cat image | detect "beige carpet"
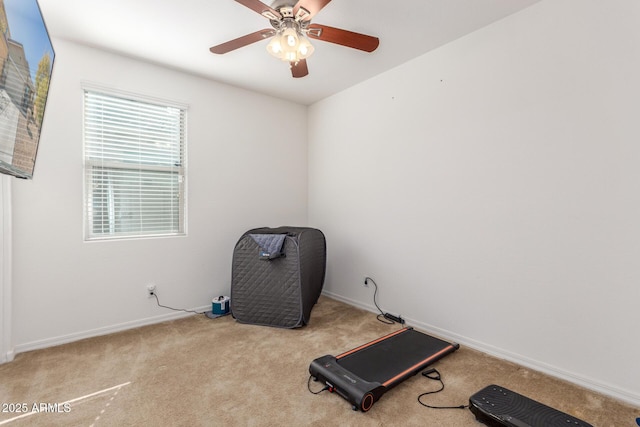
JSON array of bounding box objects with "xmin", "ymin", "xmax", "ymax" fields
[{"xmin": 0, "ymin": 296, "xmax": 638, "ymax": 426}]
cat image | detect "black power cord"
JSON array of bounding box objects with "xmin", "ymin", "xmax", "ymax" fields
[
  {"xmin": 364, "ymin": 277, "xmax": 406, "ymax": 325},
  {"xmin": 152, "ymin": 292, "xmax": 206, "ymax": 315},
  {"xmin": 418, "ymin": 368, "xmax": 468, "ymax": 410},
  {"xmin": 307, "ymin": 375, "xmax": 329, "ymax": 395}
]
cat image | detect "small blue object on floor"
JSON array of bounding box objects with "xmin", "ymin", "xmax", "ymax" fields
[
  {"xmin": 212, "ymin": 296, "xmax": 230, "ymax": 315},
  {"xmin": 635, "ymin": 417, "xmax": 639, "ymax": 426},
  {"xmin": 205, "ymin": 311, "xmax": 230, "ymax": 319}
]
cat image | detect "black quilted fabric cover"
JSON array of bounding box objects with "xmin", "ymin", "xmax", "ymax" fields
[{"xmin": 231, "ymin": 227, "xmax": 326, "ymax": 328}]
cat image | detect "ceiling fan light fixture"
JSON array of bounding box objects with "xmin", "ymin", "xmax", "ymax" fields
[
  {"xmin": 283, "ymin": 27, "xmax": 298, "ymax": 47},
  {"xmin": 266, "ymin": 35, "xmax": 283, "ymax": 56},
  {"xmin": 210, "ymin": 0, "xmax": 380, "ymax": 78},
  {"xmin": 297, "ymin": 34, "xmax": 314, "ymax": 59},
  {"xmin": 266, "ymin": 25, "xmax": 314, "ymax": 63}
]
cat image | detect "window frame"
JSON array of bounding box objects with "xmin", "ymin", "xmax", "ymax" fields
[{"xmin": 82, "ymin": 85, "xmax": 187, "ymax": 241}]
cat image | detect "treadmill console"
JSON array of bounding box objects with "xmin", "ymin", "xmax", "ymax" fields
[{"xmin": 309, "ymin": 355, "xmax": 384, "ymax": 411}]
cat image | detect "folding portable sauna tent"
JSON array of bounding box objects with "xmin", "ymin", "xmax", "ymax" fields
[{"xmin": 231, "ymin": 227, "xmax": 326, "ymax": 328}]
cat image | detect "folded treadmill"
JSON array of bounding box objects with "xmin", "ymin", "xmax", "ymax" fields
[{"xmin": 309, "ymin": 327, "xmax": 459, "ymax": 411}]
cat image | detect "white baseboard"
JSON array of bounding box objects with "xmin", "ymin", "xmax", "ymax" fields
[
  {"xmin": 322, "ymin": 290, "xmax": 640, "ymax": 407},
  {"xmin": 0, "ymin": 349, "xmax": 14, "ymax": 364},
  {"xmin": 12, "ymin": 305, "xmax": 209, "ymax": 356}
]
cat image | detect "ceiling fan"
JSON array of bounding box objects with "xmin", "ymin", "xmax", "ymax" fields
[{"xmin": 210, "ymin": 0, "xmax": 380, "ymax": 78}]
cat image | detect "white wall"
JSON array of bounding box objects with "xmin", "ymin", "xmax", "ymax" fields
[
  {"xmin": 10, "ymin": 39, "xmax": 308, "ymax": 351},
  {"xmin": 309, "ymin": 0, "xmax": 640, "ymax": 405},
  {"xmin": 1, "ymin": 175, "xmax": 12, "ymax": 363}
]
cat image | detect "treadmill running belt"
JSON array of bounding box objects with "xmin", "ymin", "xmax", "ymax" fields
[
  {"xmin": 309, "ymin": 327, "xmax": 459, "ymax": 412},
  {"xmin": 337, "ymin": 329, "xmax": 455, "ymax": 385}
]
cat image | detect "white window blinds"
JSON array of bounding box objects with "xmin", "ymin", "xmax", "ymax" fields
[{"xmin": 83, "ymin": 89, "xmax": 186, "ymax": 240}]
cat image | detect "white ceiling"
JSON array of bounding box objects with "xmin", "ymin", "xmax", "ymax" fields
[{"xmin": 38, "ymin": 0, "xmax": 541, "ymax": 105}]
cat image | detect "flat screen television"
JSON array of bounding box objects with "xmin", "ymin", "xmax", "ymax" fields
[{"xmin": 0, "ymin": 0, "xmax": 54, "ymax": 179}]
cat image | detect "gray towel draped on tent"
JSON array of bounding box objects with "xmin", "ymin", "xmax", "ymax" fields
[{"xmin": 249, "ymin": 233, "xmax": 287, "ymax": 260}]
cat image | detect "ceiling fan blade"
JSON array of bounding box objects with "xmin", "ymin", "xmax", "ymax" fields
[
  {"xmin": 235, "ymin": 0, "xmax": 282, "ymax": 20},
  {"xmin": 210, "ymin": 29, "xmax": 276, "ymax": 54},
  {"xmin": 307, "ymin": 24, "xmax": 379, "ymax": 52},
  {"xmin": 293, "ymin": 0, "xmax": 332, "ymax": 21},
  {"xmin": 291, "ymin": 59, "xmax": 309, "ymax": 78}
]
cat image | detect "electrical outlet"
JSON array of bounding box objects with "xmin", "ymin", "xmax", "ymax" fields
[
  {"xmin": 363, "ymin": 277, "xmax": 369, "ymax": 287},
  {"xmin": 146, "ymin": 283, "xmax": 156, "ymax": 296}
]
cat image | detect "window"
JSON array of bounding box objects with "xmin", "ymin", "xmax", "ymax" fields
[{"xmin": 83, "ymin": 88, "xmax": 186, "ymax": 240}]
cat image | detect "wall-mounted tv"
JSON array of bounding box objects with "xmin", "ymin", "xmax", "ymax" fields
[{"xmin": 0, "ymin": 0, "xmax": 54, "ymax": 179}]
